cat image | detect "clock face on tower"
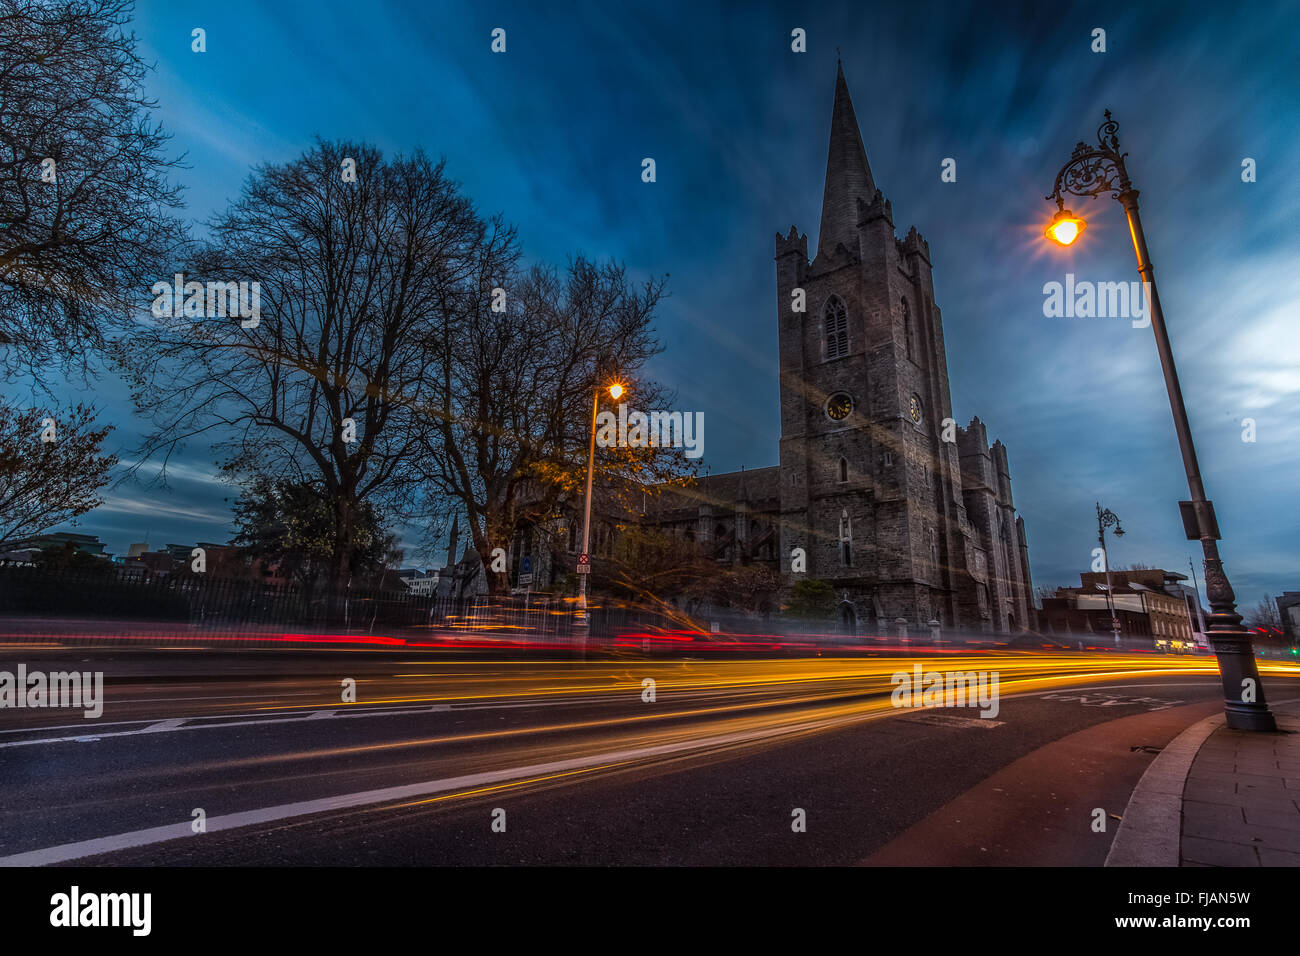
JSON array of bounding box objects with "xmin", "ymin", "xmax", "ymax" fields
[
  {"xmin": 909, "ymin": 394, "xmax": 923, "ymax": 423},
  {"xmin": 826, "ymin": 392, "xmax": 853, "ymax": 422}
]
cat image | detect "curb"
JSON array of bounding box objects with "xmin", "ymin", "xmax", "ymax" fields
[{"xmin": 1104, "ymin": 711, "xmax": 1224, "ymax": 867}]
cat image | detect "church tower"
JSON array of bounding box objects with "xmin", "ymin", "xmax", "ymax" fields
[{"xmin": 775, "ymin": 60, "xmax": 978, "ymax": 630}]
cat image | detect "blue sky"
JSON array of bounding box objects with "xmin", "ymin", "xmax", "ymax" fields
[{"xmin": 39, "ymin": 0, "xmax": 1300, "ymax": 603}]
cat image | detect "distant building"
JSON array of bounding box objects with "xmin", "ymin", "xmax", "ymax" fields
[
  {"xmin": 117, "ymin": 541, "xmax": 285, "ymax": 583},
  {"xmin": 396, "ymin": 569, "xmax": 438, "ymax": 597},
  {"xmin": 1275, "ymin": 592, "xmax": 1300, "ymax": 649},
  {"xmin": 0, "ymin": 531, "xmax": 111, "ymax": 564},
  {"xmin": 435, "ymin": 516, "xmax": 490, "ymax": 601},
  {"xmin": 1043, "ymin": 568, "xmax": 1201, "ymax": 651}
]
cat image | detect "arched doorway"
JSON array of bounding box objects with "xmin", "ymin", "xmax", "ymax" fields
[{"xmin": 838, "ymin": 601, "xmax": 857, "ymax": 636}]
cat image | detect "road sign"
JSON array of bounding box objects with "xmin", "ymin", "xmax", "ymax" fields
[
  {"xmin": 518, "ymin": 573, "xmax": 533, "ymax": 585},
  {"xmin": 521, "ymin": 556, "xmax": 532, "ymax": 574},
  {"xmin": 576, "ymin": 553, "xmax": 590, "ymax": 574},
  {"xmin": 1111, "ymin": 618, "xmax": 1121, "ymax": 630}
]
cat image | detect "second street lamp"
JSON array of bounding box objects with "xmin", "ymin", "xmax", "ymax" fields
[
  {"xmin": 1045, "ymin": 111, "xmax": 1275, "ymax": 731},
  {"xmin": 575, "ymin": 381, "xmax": 625, "ymax": 632},
  {"xmin": 1096, "ymin": 503, "xmax": 1124, "ymax": 645}
]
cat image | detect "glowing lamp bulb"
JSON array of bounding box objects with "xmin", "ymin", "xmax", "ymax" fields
[
  {"xmin": 1047, "ymin": 209, "xmax": 1086, "ymax": 246},
  {"xmin": 608, "ymin": 384, "xmax": 624, "ymax": 400}
]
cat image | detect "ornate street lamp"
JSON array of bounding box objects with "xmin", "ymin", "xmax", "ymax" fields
[
  {"xmin": 1096, "ymin": 504, "xmax": 1124, "ymax": 645},
  {"xmin": 575, "ymin": 381, "xmax": 626, "ymax": 631},
  {"xmin": 1046, "ymin": 112, "xmax": 1275, "ymax": 730}
]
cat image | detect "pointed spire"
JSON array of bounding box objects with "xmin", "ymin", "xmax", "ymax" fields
[
  {"xmin": 817, "ymin": 60, "xmax": 875, "ymax": 259},
  {"xmin": 446, "ymin": 513, "xmax": 460, "ymax": 569}
]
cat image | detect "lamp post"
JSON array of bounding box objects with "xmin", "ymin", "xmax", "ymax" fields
[
  {"xmin": 1045, "ymin": 112, "xmax": 1275, "ymax": 730},
  {"xmin": 1096, "ymin": 503, "xmax": 1124, "ymax": 645},
  {"xmin": 575, "ymin": 382, "xmax": 624, "ymax": 631}
]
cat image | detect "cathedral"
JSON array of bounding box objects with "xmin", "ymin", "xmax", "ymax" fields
[
  {"xmin": 641, "ymin": 62, "xmax": 1036, "ymax": 634},
  {"xmin": 443, "ymin": 62, "xmax": 1037, "ymax": 635}
]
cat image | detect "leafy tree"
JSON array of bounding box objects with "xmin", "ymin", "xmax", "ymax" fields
[
  {"xmin": 0, "ymin": 400, "xmax": 115, "ymax": 548},
  {"xmin": 0, "ymin": 0, "xmax": 186, "ymax": 382},
  {"xmin": 229, "ymin": 476, "xmax": 401, "ymax": 590},
  {"xmin": 594, "ymin": 524, "xmax": 716, "ymax": 607},
  {"xmin": 718, "ymin": 562, "xmax": 781, "ymax": 615}
]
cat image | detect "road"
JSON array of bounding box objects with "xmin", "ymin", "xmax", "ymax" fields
[{"xmin": 3, "ymin": 644, "xmax": 1298, "ymax": 865}]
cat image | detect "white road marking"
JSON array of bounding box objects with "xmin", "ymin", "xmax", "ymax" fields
[
  {"xmin": 142, "ymin": 718, "xmax": 187, "ymax": 733},
  {"xmin": 899, "ymin": 713, "xmax": 1003, "ymax": 729},
  {"xmin": 0, "ymin": 691, "xmax": 671, "ymax": 746},
  {"xmin": 0, "ymin": 703, "xmax": 453, "ymax": 749}
]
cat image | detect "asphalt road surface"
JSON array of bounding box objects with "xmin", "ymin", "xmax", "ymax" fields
[{"xmin": 3, "ymin": 645, "xmax": 1298, "ymax": 865}]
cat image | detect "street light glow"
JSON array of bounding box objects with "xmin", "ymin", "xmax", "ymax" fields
[
  {"xmin": 608, "ymin": 383, "xmax": 624, "ymax": 400},
  {"xmin": 1046, "ymin": 209, "xmax": 1086, "ymax": 246}
]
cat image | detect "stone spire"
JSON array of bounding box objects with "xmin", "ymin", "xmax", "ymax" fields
[
  {"xmin": 816, "ymin": 59, "xmax": 876, "ymax": 260},
  {"xmin": 446, "ymin": 513, "xmax": 459, "ymax": 569}
]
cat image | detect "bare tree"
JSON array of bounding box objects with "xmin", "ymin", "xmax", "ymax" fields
[
  {"xmin": 0, "ymin": 400, "xmax": 116, "ymax": 548},
  {"xmin": 1247, "ymin": 594, "xmax": 1281, "ymax": 633},
  {"xmin": 119, "ymin": 140, "xmax": 490, "ymax": 588},
  {"xmin": 422, "ymin": 257, "xmax": 694, "ymax": 595},
  {"xmin": 0, "ymin": 0, "xmax": 185, "ymax": 382}
]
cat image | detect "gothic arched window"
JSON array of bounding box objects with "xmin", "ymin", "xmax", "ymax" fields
[
  {"xmin": 824, "ymin": 295, "xmax": 849, "ymax": 360},
  {"xmin": 839, "ymin": 457, "xmax": 848, "ymax": 483},
  {"xmin": 839, "ymin": 509, "xmax": 853, "ymax": 567}
]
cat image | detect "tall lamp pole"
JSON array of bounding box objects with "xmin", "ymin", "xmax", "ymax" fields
[
  {"xmin": 1096, "ymin": 503, "xmax": 1124, "ymax": 645},
  {"xmin": 1045, "ymin": 112, "xmax": 1275, "ymax": 731},
  {"xmin": 575, "ymin": 382, "xmax": 624, "ymax": 630}
]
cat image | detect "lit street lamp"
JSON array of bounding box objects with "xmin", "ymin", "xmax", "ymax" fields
[
  {"xmin": 1046, "ymin": 112, "xmax": 1275, "ymax": 730},
  {"xmin": 1096, "ymin": 503, "xmax": 1124, "ymax": 645},
  {"xmin": 575, "ymin": 381, "xmax": 624, "ymax": 630}
]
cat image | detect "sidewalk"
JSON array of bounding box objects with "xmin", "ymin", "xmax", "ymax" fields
[
  {"xmin": 864, "ymin": 700, "xmax": 1224, "ymax": 865},
  {"xmin": 1107, "ymin": 703, "xmax": 1300, "ymax": 866}
]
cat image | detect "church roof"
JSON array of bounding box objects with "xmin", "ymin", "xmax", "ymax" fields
[
  {"xmin": 645, "ymin": 466, "xmax": 780, "ymax": 517},
  {"xmin": 817, "ymin": 60, "xmax": 876, "ymax": 260}
]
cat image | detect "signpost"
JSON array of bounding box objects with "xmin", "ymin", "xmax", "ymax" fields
[{"xmin": 576, "ymin": 553, "xmax": 590, "ymax": 574}]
